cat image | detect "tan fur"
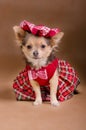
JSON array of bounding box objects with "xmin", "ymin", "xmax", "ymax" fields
[
  {"xmin": 13, "ymin": 26, "xmax": 26, "ymax": 45},
  {"xmin": 13, "ymin": 26, "xmax": 64, "ymax": 106},
  {"xmin": 49, "ymin": 69, "xmax": 59, "ymax": 106},
  {"xmin": 30, "ymin": 80, "xmax": 42, "ymax": 105},
  {"xmin": 22, "ymin": 35, "xmax": 52, "ymax": 69},
  {"xmin": 50, "ymin": 32, "xmax": 64, "ymax": 47}
]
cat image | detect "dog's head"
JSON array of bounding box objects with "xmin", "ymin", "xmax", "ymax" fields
[{"xmin": 13, "ymin": 26, "xmax": 64, "ymax": 68}]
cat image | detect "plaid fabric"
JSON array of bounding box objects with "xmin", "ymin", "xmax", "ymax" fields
[
  {"xmin": 13, "ymin": 59, "xmax": 80, "ymax": 102},
  {"xmin": 20, "ymin": 20, "xmax": 60, "ymax": 37}
]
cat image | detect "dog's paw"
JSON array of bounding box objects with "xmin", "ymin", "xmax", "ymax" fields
[
  {"xmin": 51, "ymin": 100, "xmax": 59, "ymax": 107},
  {"xmin": 33, "ymin": 99, "xmax": 42, "ymax": 106}
]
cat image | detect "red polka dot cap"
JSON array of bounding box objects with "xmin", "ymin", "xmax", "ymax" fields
[{"xmin": 20, "ymin": 20, "xmax": 60, "ymax": 37}]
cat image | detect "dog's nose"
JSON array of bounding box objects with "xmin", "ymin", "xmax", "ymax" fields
[{"xmin": 33, "ymin": 51, "xmax": 38, "ymax": 57}]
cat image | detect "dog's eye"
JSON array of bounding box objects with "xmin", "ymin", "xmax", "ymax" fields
[
  {"xmin": 41, "ymin": 45, "xmax": 46, "ymax": 48},
  {"xmin": 27, "ymin": 45, "xmax": 32, "ymax": 49}
]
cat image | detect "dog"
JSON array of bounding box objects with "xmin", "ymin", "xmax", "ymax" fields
[{"xmin": 13, "ymin": 25, "xmax": 64, "ymax": 106}]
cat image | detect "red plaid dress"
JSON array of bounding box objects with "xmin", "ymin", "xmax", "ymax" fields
[{"xmin": 13, "ymin": 59, "xmax": 80, "ymax": 102}]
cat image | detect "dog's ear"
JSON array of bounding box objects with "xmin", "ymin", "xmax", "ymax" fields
[
  {"xmin": 13, "ymin": 26, "xmax": 26, "ymax": 45},
  {"xmin": 50, "ymin": 32, "xmax": 64, "ymax": 47}
]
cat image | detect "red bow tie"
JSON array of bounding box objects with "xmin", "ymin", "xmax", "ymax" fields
[{"xmin": 28, "ymin": 69, "xmax": 48, "ymax": 80}]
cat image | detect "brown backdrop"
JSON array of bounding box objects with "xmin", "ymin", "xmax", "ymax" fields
[
  {"xmin": 0, "ymin": 0, "xmax": 86, "ymax": 85},
  {"xmin": 0, "ymin": 1, "xmax": 86, "ymax": 130}
]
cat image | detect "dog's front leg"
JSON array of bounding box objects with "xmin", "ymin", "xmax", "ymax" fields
[
  {"xmin": 49, "ymin": 70, "xmax": 59, "ymax": 106},
  {"xmin": 30, "ymin": 80, "xmax": 42, "ymax": 105}
]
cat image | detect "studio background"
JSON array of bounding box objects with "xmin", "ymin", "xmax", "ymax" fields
[{"xmin": 0, "ymin": 0, "xmax": 86, "ymax": 130}]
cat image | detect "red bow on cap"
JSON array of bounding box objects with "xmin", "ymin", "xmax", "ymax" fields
[{"xmin": 20, "ymin": 20, "xmax": 60, "ymax": 37}]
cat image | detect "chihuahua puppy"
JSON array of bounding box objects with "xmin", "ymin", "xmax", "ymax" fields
[{"xmin": 13, "ymin": 26, "xmax": 64, "ymax": 106}]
